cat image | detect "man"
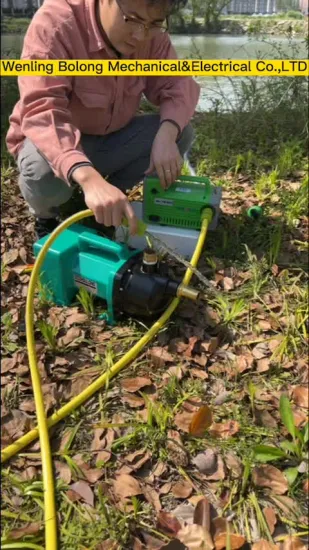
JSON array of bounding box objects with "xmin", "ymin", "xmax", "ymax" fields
[{"xmin": 6, "ymin": 0, "xmax": 200, "ymax": 238}]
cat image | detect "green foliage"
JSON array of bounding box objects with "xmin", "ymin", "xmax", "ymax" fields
[
  {"xmin": 254, "ymin": 395, "xmax": 309, "ymax": 486},
  {"xmin": 37, "ymin": 319, "xmax": 58, "ymax": 351},
  {"xmin": 76, "ymin": 286, "xmax": 95, "ymax": 317}
]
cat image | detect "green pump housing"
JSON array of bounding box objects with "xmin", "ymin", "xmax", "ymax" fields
[
  {"xmin": 33, "ymin": 224, "xmax": 140, "ymax": 325},
  {"xmin": 143, "ymin": 175, "xmax": 221, "ymax": 230}
]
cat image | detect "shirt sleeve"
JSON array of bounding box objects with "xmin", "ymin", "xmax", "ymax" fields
[
  {"xmin": 17, "ymin": 29, "xmax": 91, "ymax": 184},
  {"xmin": 144, "ymin": 33, "xmax": 200, "ymax": 133}
]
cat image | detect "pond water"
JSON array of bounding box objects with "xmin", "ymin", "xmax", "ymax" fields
[{"xmin": 2, "ymin": 32, "xmax": 306, "ymax": 111}]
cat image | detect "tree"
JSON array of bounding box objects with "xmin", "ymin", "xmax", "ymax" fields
[
  {"xmin": 191, "ymin": 0, "xmax": 203, "ymax": 23},
  {"xmin": 203, "ymin": 0, "xmax": 232, "ymax": 30}
]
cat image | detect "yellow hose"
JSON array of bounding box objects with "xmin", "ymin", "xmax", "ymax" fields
[{"xmin": 1, "ymin": 207, "xmax": 212, "ymax": 550}]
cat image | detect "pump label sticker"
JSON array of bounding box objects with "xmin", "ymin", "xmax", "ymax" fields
[
  {"xmin": 154, "ymin": 198, "xmax": 174, "ymax": 206},
  {"xmin": 74, "ymin": 274, "xmax": 97, "ymax": 294}
]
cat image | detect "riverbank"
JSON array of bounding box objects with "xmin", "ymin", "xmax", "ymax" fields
[{"xmin": 1, "ymin": 14, "xmax": 307, "ymax": 36}]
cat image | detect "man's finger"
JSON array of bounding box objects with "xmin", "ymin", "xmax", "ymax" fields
[
  {"xmin": 156, "ymin": 163, "xmax": 167, "ymax": 189},
  {"xmin": 103, "ymin": 206, "xmax": 112, "ymax": 227},
  {"xmin": 164, "ymin": 163, "xmax": 174, "ymax": 188},
  {"xmin": 95, "ymin": 205, "xmax": 105, "ymax": 225},
  {"xmin": 145, "ymin": 159, "xmax": 155, "ymax": 176},
  {"xmin": 123, "ymin": 201, "xmax": 138, "ymax": 235},
  {"xmin": 112, "ymin": 205, "xmax": 123, "ymax": 228}
]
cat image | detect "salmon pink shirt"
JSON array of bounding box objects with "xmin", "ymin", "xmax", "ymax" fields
[{"xmin": 6, "ymin": 0, "xmax": 200, "ymax": 183}]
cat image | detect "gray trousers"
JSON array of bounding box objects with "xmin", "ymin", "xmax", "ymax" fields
[{"xmin": 17, "ymin": 114, "xmax": 194, "ymax": 219}]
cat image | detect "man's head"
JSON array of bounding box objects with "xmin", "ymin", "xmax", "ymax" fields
[{"xmin": 99, "ymin": 0, "xmax": 187, "ymax": 55}]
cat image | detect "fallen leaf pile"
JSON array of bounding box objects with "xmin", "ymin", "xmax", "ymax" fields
[{"xmin": 1, "ymin": 170, "xmax": 308, "ymax": 548}]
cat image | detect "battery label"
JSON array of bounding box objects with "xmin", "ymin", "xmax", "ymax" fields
[
  {"xmin": 175, "ymin": 187, "xmax": 192, "ymax": 193},
  {"xmin": 154, "ymin": 198, "xmax": 174, "ymax": 206},
  {"xmin": 74, "ymin": 274, "xmax": 97, "ymax": 294}
]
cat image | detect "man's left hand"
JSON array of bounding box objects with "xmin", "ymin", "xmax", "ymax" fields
[{"xmin": 145, "ymin": 121, "xmax": 183, "ymax": 189}]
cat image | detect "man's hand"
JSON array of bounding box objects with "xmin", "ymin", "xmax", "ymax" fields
[
  {"xmin": 145, "ymin": 121, "xmax": 183, "ymax": 189},
  {"xmin": 72, "ymin": 166, "xmax": 138, "ymax": 234}
]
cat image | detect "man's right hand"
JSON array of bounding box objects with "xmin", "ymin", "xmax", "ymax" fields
[{"xmin": 72, "ymin": 166, "xmax": 138, "ymax": 235}]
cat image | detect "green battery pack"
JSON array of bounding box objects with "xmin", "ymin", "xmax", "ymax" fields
[{"xmin": 143, "ymin": 175, "xmax": 221, "ymax": 230}]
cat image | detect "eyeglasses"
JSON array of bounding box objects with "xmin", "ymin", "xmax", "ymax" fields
[{"xmin": 116, "ymin": 0, "xmax": 168, "ymax": 35}]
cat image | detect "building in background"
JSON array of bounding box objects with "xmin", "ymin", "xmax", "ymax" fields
[{"xmin": 224, "ymin": 0, "xmax": 277, "ymax": 14}]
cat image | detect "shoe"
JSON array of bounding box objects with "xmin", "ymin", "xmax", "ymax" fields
[{"xmin": 34, "ymin": 217, "xmax": 59, "ymax": 240}]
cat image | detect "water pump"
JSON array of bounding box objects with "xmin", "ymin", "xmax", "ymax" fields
[
  {"xmin": 34, "ymin": 176, "xmax": 221, "ymax": 324},
  {"xmin": 34, "ymin": 224, "xmax": 199, "ymax": 325}
]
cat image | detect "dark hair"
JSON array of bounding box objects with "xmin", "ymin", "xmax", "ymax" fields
[{"xmin": 147, "ymin": 0, "xmax": 188, "ymax": 12}]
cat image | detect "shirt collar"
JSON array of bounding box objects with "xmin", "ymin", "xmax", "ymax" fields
[{"xmin": 84, "ymin": 0, "xmax": 117, "ymax": 56}]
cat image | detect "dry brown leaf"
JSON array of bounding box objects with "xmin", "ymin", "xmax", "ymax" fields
[
  {"xmin": 194, "ymin": 498, "xmax": 211, "ymax": 530},
  {"xmin": 185, "ymin": 336, "xmax": 199, "ymax": 357},
  {"xmin": 213, "ymin": 518, "xmax": 245, "ymax": 550},
  {"xmin": 256, "ymin": 358, "xmax": 271, "ymax": 373},
  {"xmin": 163, "ymin": 366, "xmax": 184, "ymax": 381},
  {"xmin": 160, "ymin": 482, "xmax": 172, "ymax": 495},
  {"xmin": 119, "ymin": 450, "xmax": 151, "ymax": 474},
  {"xmin": 20, "ymin": 466, "xmax": 37, "ymax": 481},
  {"xmin": 223, "ymin": 277, "xmax": 234, "ymax": 291},
  {"xmin": 303, "ymin": 479, "xmax": 309, "ymax": 494},
  {"xmin": 191, "ymin": 368, "xmax": 208, "ymax": 380},
  {"xmin": 55, "ymin": 460, "xmax": 72, "ymax": 484},
  {"xmin": 149, "ymin": 346, "xmax": 174, "ymax": 367},
  {"xmin": 252, "ymin": 343, "xmax": 269, "ymax": 360},
  {"xmin": 144, "ymin": 485, "xmax": 162, "ymax": 513},
  {"xmin": 254, "ymin": 408, "xmax": 277, "ymax": 429},
  {"xmin": 58, "ymin": 327, "xmax": 83, "ymax": 347},
  {"xmin": 113, "ymin": 474, "xmax": 142, "ymax": 499},
  {"xmin": 262, "ymin": 507, "xmax": 277, "ymax": 535},
  {"xmin": 270, "ymin": 495, "xmax": 300, "ymax": 519},
  {"xmin": 209, "ymin": 421, "xmax": 240, "ymax": 440},
  {"xmin": 2, "ymin": 248, "xmax": 19, "ymax": 266},
  {"xmin": 152, "ymin": 462, "xmax": 167, "ymax": 478},
  {"xmin": 120, "ymin": 377, "xmax": 152, "ymax": 393},
  {"xmin": 204, "ymin": 456, "xmax": 225, "ymax": 481},
  {"xmin": 172, "ymin": 503, "xmax": 195, "ymax": 525},
  {"xmin": 167, "ymin": 430, "xmax": 189, "ymax": 467},
  {"xmin": 292, "ymin": 386, "xmax": 308, "ymax": 409},
  {"xmin": 192, "ymin": 450, "xmax": 217, "ymax": 476},
  {"xmin": 1, "ymin": 357, "xmax": 16, "ymax": 373},
  {"xmin": 172, "ymin": 480, "xmax": 193, "ymax": 499},
  {"xmin": 236, "ymin": 354, "xmax": 254, "ymax": 373},
  {"xmin": 252, "ymin": 541, "xmax": 278, "ymax": 550},
  {"xmin": 122, "ymin": 393, "xmax": 145, "ymax": 408},
  {"xmin": 96, "ymin": 540, "xmax": 120, "ymax": 550},
  {"xmin": 279, "ymin": 537, "xmax": 307, "ymax": 550},
  {"xmin": 225, "ymin": 452, "xmax": 243, "ymax": 478},
  {"xmin": 69, "ymin": 481, "xmax": 94, "ymax": 506},
  {"xmin": 189, "ymin": 405, "xmax": 213, "ymax": 436},
  {"xmin": 252, "ymin": 465, "xmax": 288, "ymax": 495},
  {"xmin": 8, "ymin": 522, "xmax": 41, "ymax": 540},
  {"xmin": 157, "ymin": 511, "xmax": 182, "ymax": 537},
  {"xmin": 177, "ymin": 524, "xmax": 214, "ymax": 550},
  {"xmin": 201, "ymin": 337, "xmax": 219, "ymax": 355},
  {"xmin": 96, "ymin": 451, "xmax": 112, "ymax": 465},
  {"xmin": 174, "ymin": 411, "xmax": 194, "ymax": 433},
  {"xmin": 65, "ymin": 312, "xmax": 88, "ymax": 327}
]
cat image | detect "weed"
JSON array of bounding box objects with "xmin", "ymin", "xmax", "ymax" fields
[
  {"xmin": 36, "ymin": 277, "xmax": 54, "ymax": 308},
  {"xmin": 255, "ymin": 169, "xmax": 279, "ymax": 201},
  {"xmin": 76, "ymin": 286, "xmax": 95, "ymax": 317},
  {"xmin": 1, "ymin": 312, "xmax": 19, "ymax": 354},
  {"xmin": 209, "ymin": 295, "xmax": 247, "ymax": 327},
  {"xmin": 254, "ymin": 395, "xmax": 308, "ymax": 487},
  {"xmin": 37, "ymin": 319, "xmax": 58, "ymax": 351}
]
